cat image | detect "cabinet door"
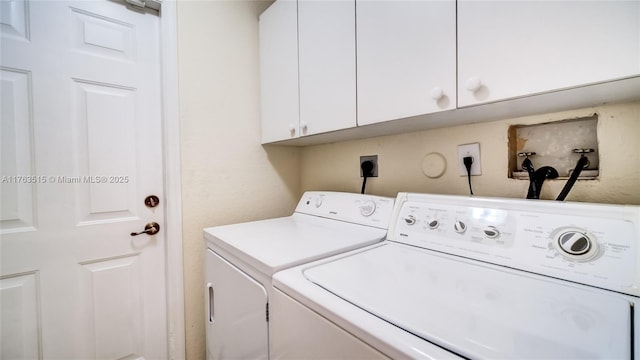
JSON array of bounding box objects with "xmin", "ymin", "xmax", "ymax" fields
[
  {"xmin": 458, "ymin": 1, "xmax": 640, "ymax": 107},
  {"xmin": 298, "ymin": 0, "xmax": 356, "ymax": 136},
  {"xmin": 259, "ymin": 0, "xmax": 300, "ymax": 143},
  {"xmin": 205, "ymin": 250, "xmax": 268, "ymax": 360},
  {"xmin": 357, "ymin": 0, "xmax": 456, "ymax": 126}
]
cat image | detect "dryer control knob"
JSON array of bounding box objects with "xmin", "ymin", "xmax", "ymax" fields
[
  {"xmin": 404, "ymin": 215, "xmax": 416, "ymax": 225},
  {"xmin": 427, "ymin": 219, "xmax": 439, "ymax": 230},
  {"xmin": 360, "ymin": 201, "xmax": 376, "ymax": 217},
  {"xmin": 315, "ymin": 197, "xmax": 323, "ymax": 208},
  {"xmin": 454, "ymin": 220, "xmax": 467, "ymax": 234}
]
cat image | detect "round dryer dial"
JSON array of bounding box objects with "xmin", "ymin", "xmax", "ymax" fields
[
  {"xmin": 404, "ymin": 215, "xmax": 416, "ymax": 225},
  {"xmin": 359, "ymin": 200, "xmax": 376, "ymax": 217},
  {"xmin": 552, "ymin": 227, "xmax": 599, "ymax": 261}
]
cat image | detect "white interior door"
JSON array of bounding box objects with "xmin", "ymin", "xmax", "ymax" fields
[{"xmin": 1, "ymin": 0, "xmax": 168, "ymax": 358}]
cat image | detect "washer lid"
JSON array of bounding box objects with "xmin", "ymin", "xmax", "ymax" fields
[
  {"xmin": 303, "ymin": 242, "xmax": 632, "ymax": 360},
  {"xmin": 204, "ymin": 214, "xmax": 387, "ymax": 276}
]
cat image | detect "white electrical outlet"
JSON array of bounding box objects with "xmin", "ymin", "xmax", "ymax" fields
[{"xmin": 458, "ymin": 143, "xmax": 481, "ymax": 176}]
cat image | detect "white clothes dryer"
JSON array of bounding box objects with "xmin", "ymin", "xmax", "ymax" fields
[
  {"xmin": 203, "ymin": 191, "xmax": 394, "ymax": 360},
  {"xmin": 272, "ymin": 192, "xmax": 640, "ymax": 359}
]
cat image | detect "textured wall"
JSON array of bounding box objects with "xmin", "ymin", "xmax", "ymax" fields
[
  {"xmin": 301, "ymin": 101, "xmax": 640, "ymax": 205},
  {"xmin": 177, "ymin": 1, "xmax": 298, "ymax": 358}
]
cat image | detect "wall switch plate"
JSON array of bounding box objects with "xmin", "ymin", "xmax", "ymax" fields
[
  {"xmin": 458, "ymin": 143, "xmax": 481, "ymax": 176},
  {"xmin": 360, "ymin": 155, "xmax": 378, "ymax": 177}
]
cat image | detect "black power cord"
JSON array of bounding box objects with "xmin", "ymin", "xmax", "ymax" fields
[
  {"xmin": 361, "ymin": 160, "xmax": 374, "ymax": 194},
  {"xmin": 463, "ymin": 156, "xmax": 474, "ymax": 195}
]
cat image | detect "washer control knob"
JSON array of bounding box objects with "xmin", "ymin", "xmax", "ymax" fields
[
  {"xmin": 553, "ymin": 228, "xmax": 599, "ymax": 261},
  {"xmin": 483, "ymin": 226, "xmax": 500, "ymax": 239},
  {"xmin": 360, "ymin": 200, "xmax": 376, "ymax": 217},
  {"xmin": 558, "ymin": 231, "xmax": 591, "ymax": 255},
  {"xmin": 314, "ymin": 197, "xmax": 323, "ymax": 208},
  {"xmin": 404, "ymin": 215, "xmax": 416, "ymax": 225},
  {"xmin": 454, "ymin": 220, "xmax": 467, "ymax": 234},
  {"xmin": 427, "ymin": 219, "xmax": 439, "ymax": 230}
]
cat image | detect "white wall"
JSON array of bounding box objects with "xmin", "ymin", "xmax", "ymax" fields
[
  {"xmin": 177, "ymin": 0, "xmax": 298, "ymax": 358},
  {"xmin": 301, "ymin": 101, "xmax": 640, "ymax": 205}
]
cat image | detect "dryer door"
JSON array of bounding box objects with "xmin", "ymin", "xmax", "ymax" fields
[{"xmin": 205, "ymin": 249, "xmax": 268, "ymax": 360}]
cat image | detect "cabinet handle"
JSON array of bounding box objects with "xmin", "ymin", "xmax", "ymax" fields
[
  {"xmin": 288, "ymin": 124, "xmax": 296, "ymax": 137},
  {"xmin": 430, "ymin": 86, "xmax": 444, "ymax": 100},
  {"xmin": 465, "ymin": 77, "xmax": 482, "ymax": 92},
  {"xmin": 300, "ymin": 122, "xmax": 308, "ymax": 135}
]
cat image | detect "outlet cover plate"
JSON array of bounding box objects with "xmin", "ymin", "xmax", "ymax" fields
[
  {"xmin": 458, "ymin": 143, "xmax": 481, "ymax": 176},
  {"xmin": 360, "ymin": 155, "xmax": 378, "ymax": 177}
]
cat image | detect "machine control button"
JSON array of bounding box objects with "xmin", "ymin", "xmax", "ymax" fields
[
  {"xmin": 315, "ymin": 198, "xmax": 323, "ymax": 208},
  {"xmin": 454, "ymin": 220, "xmax": 467, "ymax": 234},
  {"xmin": 484, "ymin": 226, "xmax": 500, "ymax": 238},
  {"xmin": 404, "ymin": 215, "xmax": 416, "ymax": 225},
  {"xmin": 428, "ymin": 219, "xmax": 439, "ymax": 230},
  {"xmin": 558, "ymin": 231, "xmax": 591, "ymax": 255},
  {"xmin": 552, "ymin": 228, "xmax": 599, "ymax": 261},
  {"xmin": 360, "ymin": 201, "xmax": 376, "ymax": 217}
]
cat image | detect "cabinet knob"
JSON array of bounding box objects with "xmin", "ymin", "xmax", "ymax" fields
[
  {"xmin": 430, "ymin": 86, "xmax": 444, "ymax": 100},
  {"xmin": 288, "ymin": 124, "xmax": 296, "ymax": 137},
  {"xmin": 465, "ymin": 77, "xmax": 482, "ymax": 92},
  {"xmin": 300, "ymin": 122, "xmax": 308, "ymax": 135}
]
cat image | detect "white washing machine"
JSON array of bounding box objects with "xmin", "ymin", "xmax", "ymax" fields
[
  {"xmin": 203, "ymin": 191, "xmax": 394, "ymax": 360},
  {"xmin": 272, "ymin": 192, "xmax": 640, "ymax": 359}
]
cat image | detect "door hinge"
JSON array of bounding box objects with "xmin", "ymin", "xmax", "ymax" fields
[
  {"xmin": 265, "ymin": 303, "xmax": 269, "ymax": 322},
  {"xmin": 124, "ymin": 0, "xmax": 162, "ymax": 11}
]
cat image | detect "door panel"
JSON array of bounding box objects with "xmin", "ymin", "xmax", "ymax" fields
[
  {"xmin": 73, "ymin": 79, "xmax": 138, "ymax": 224},
  {"xmin": 205, "ymin": 249, "xmax": 268, "ymax": 360},
  {"xmin": 298, "ymin": 0, "xmax": 356, "ymax": 136},
  {"xmin": 457, "ymin": 1, "xmax": 640, "ymax": 106},
  {"xmin": 0, "ymin": 272, "xmax": 40, "ymax": 360},
  {"xmin": 0, "ymin": 68, "xmax": 35, "ymax": 232},
  {"xmin": 80, "ymin": 255, "xmax": 144, "ymax": 359},
  {"xmin": 356, "ymin": 0, "xmax": 456, "ymax": 125},
  {"xmin": 0, "ymin": 0, "xmax": 30, "ymax": 41},
  {"xmin": 259, "ymin": 0, "xmax": 299, "ymax": 143},
  {"xmin": 0, "ymin": 1, "xmax": 167, "ymax": 358}
]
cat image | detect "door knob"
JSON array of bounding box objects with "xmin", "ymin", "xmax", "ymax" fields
[
  {"xmin": 144, "ymin": 195, "xmax": 160, "ymax": 208},
  {"xmin": 130, "ymin": 222, "xmax": 160, "ymax": 236}
]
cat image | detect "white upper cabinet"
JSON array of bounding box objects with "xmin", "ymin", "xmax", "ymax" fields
[
  {"xmin": 457, "ymin": 0, "xmax": 640, "ymax": 107},
  {"xmin": 356, "ymin": 0, "xmax": 456, "ymax": 126},
  {"xmin": 298, "ymin": 0, "xmax": 357, "ymax": 136},
  {"xmin": 259, "ymin": 0, "xmax": 299, "ymax": 143},
  {"xmin": 259, "ymin": 0, "xmax": 640, "ymax": 145}
]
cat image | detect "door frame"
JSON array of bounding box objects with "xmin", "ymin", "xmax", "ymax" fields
[{"xmin": 159, "ymin": 1, "xmax": 185, "ymax": 358}]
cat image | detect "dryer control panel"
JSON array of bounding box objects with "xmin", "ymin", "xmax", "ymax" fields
[
  {"xmin": 296, "ymin": 191, "xmax": 394, "ymax": 230},
  {"xmin": 388, "ymin": 193, "xmax": 640, "ymax": 297}
]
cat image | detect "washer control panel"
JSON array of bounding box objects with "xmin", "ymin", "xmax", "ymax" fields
[
  {"xmin": 389, "ymin": 193, "xmax": 640, "ymax": 296},
  {"xmin": 397, "ymin": 202, "xmax": 516, "ymax": 249},
  {"xmin": 296, "ymin": 191, "xmax": 394, "ymax": 229}
]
